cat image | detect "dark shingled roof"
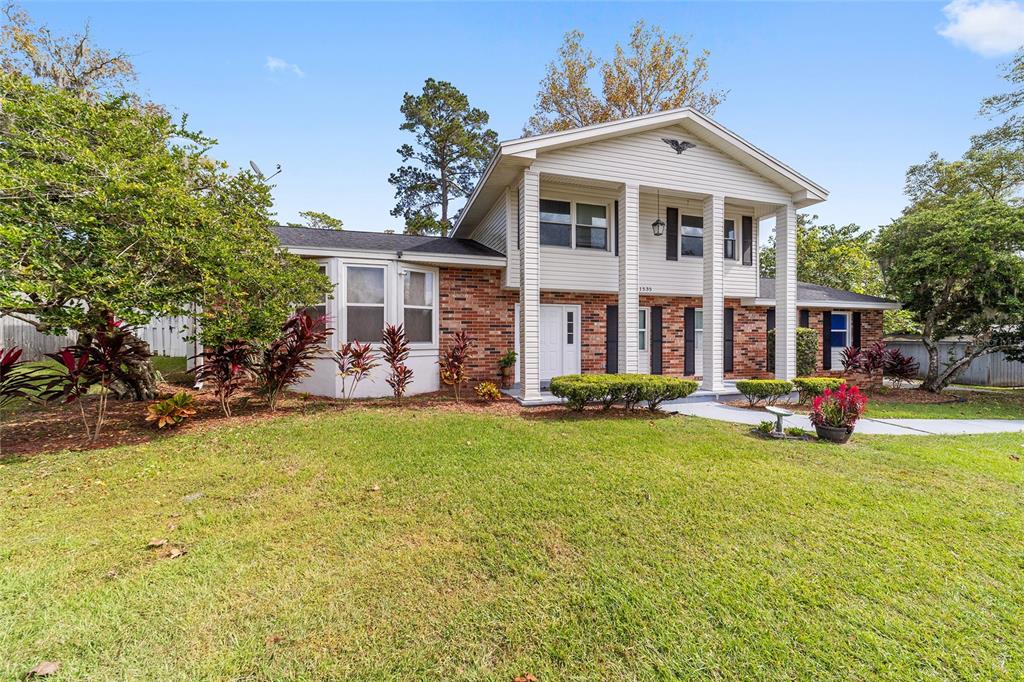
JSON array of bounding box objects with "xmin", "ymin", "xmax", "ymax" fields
[
  {"xmin": 760, "ymin": 278, "xmax": 896, "ymax": 305},
  {"xmin": 273, "ymin": 226, "xmax": 504, "ymax": 258}
]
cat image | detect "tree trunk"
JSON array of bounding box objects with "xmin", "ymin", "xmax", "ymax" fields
[
  {"xmin": 920, "ymin": 334, "xmax": 943, "ymax": 392},
  {"xmin": 122, "ymin": 344, "xmax": 159, "ymax": 401}
]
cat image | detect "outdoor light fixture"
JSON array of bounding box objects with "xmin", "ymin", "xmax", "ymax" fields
[{"xmin": 652, "ymin": 189, "xmax": 666, "ymax": 237}]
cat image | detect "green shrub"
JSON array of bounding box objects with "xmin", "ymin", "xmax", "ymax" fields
[
  {"xmin": 767, "ymin": 327, "xmax": 819, "ymax": 377},
  {"xmin": 736, "ymin": 379, "xmax": 794, "ymax": 406},
  {"xmin": 756, "ymin": 420, "xmax": 776, "ymax": 434},
  {"xmin": 792, "ymin": 377, "xmax": 846, "ymax": 404},
  {"xmin": 785, "ymin": 426, "xmax": 813, "ymax": 438},
  {"xmin": 549, "ymin": 374, "xmax": 698, "ymax": 412}
]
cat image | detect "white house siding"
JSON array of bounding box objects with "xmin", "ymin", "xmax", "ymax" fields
[
  {"xmin": 505, "ymin": 186, "xmax": 520, "ymax": 289},
  {"xmin": 468, "ymin": 195, "xmax": 506, "ymax": 254}
]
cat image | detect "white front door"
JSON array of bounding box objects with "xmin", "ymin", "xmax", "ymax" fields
[{"xmin": 516, "ymin": 303, "xmax": 582, "ymax": 383}]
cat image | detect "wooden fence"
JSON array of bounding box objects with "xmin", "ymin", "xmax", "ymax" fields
[{"xmin": 2, "ymin": 315, "xmax": 196, "ymax": 362}]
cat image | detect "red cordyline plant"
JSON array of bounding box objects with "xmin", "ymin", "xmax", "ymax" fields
[
  {"xmin": 438, "ymin": 331, "xmax": 473, "ymax": 402},
  {"xmin": 333, "ymin": 341, "xmax": 379, "ymax": 400},
  {"xmin": 0, "ymin": 346, "xmax": 46, "ymax": 456},
  {"xmin": 810, "ymin": 384, "xmax": 869, "ymax": 431},
  {"xmin": 43, "ymin": 347, "xmax": 100, "ymax": 440},
  {"xmin": 258, "ymin": 311, "xmax": 331, "ymax": 410},
  {"xmin": 381, "ymin": 324, "xmax": 413, "ymax": 404},
  {"xmin": 194, "ymin": 340, "xmax": 257, "ymax": 417},
  {"xmin": 842, "ymin": 341, "xmax": 919, "ymax": 389}
]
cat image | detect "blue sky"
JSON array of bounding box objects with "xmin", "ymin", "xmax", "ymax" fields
[{"xmin": 24, "ymin": 1, "xmax": 1024, "ymax": 234}]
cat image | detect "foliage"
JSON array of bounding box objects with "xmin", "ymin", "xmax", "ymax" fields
[
  {"xmin": 755, "ymin": 420, "xmax": 775, "ymax": 435},
  {"xmin": 767, "ymin": 327, "xmax": 819, "ymax": 378},
  {"xmin": 79, "ymin": 314, "xmax": 153, "ymax": 399},
  {"xmin": 0, "ymin": 72, "xmax": 330, "ymax": 352},
  {"xmin": 875, "ymin": 195, "xmax": 1024, "ymax": 392},
  {"xmin": 257, "ymin": 312, "xmax": 330, "ymax": 411},
  {"xmin": 904, "ymin": 149, "xmax": 1024, "ymax": 208},
  {"xmin": 0, "ymin": 346, "xmax": 47, "ymax": 455},
  {"xmin": 333, "ymin": 341, "xmax": 379, "ymax": 400},
  {"xmin": 287, "ymin": 210, "xmax": 344, "ymax": 230},
  {"xmin": 474, "ymin": 381, "xmax": 500, "ymax": 402},
  {"xmin": 974, "ymin": 48, "xmax": 1024, "ymax": 152},
  {"xmin": 735, "ymin": 379, "xmax": 794, "ymax": 407},
  {"xmin": 438, "ymin": 331, "xmax": 473, "ymax": 402},
  {"xmin": 41, "ymin": 347, "xmax": 99, "ymax": 440},
  {"xmin": 145, "ymin": 392, "xmax": 197, "ymax": 429},
  {"xmin": 0, "ymin": 2, "xmax": 135, "ymax": 99},
  {"xmin": 792, "ymin": 377, "xmax": 846, "ymax": 405},
  {"xmin": 549, "ymin": 374, "xmax": 697, "ymax": 412},
  {"xmin": 525, "ymin": 21, "xmax": 725, "ymax": 134},
  {"xmin": 499, "ymin": 350, "xmax": 517, "ymax": 369},
  {"xmin": 810, "ymin": 385, "xmax": 868, "ymax": 430},
  {"xmin": 885, "ymin": 350, "xmax": 920, "ymax": 390},
  {"xmin": 381, "ymin": 324, "xmax": 414, "ymax": 404},
  {"xmin": 841, "ymin": 341, "xmax": 919, "ymax": 389},
  {"xmin": 785, "ymin": 426, "xmax": 813, "ymax": 438},
  {"xmin": 388, "ymin": 78, "xmax": 498, "ymax": 237},
  {"xmin": 193, "ymin": 340, "xmax": 257, "ymax": 417}
]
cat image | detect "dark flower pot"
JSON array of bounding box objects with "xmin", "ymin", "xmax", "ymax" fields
[{"xmin": 815, "ymin": 423, "xmax": 853, "ymax": 444}]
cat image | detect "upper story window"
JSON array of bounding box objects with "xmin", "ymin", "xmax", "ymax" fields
[
  {"xmin": 540, "ymin": 199, "xmax": 609, "ymax": 250},
  {"xmin": 680, "ymin": 214, "xmax": 703, "ymax": 257},
  {"xmin": 402, "ymin": 270, "xmax": 434, "ymax": 344},
  {"xmin": 345, "ymin": 265, "xmax": 385, "ymax": 343},
  {"xmin": 724, "ymin": 219, "xmax": 736, "ymax": 260}
]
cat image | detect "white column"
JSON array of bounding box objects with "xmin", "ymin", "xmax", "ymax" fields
[
  {"xmin": 775, "ymin": 203, "xmax": 798, "ymax": 380},
  {"xmin": 618, "ymin": 183, "xmax": 641, "ymax": 373},
  {"xmin": 702, "ymin": 194, "xmax": 726, "ymax": 392},
  {"xmin": 519, "ymin": 169, "xmax": 542, "ymax": 402}
]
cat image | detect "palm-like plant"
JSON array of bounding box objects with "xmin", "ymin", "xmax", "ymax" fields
[
  {"xmin": 194, "ymin": 340, "xmax": 257, "ymax": 417},
  {"xmin": 438, "ymin": 331, "xmax": 473, "ymax": 402},
  {"xmin": 334, "ymin": 341, "xmax": 379, "ymax": 400},
  {"xmin": 257, "ymin": 311, "xmax": 330, "ymax": 410},
  {"xmin": 381, "ymin": 324, "xmax": 413, "ymax": 404},
  {"xmin": 0, "ymin": 346, "xmax": 47, "ymax": 455}
]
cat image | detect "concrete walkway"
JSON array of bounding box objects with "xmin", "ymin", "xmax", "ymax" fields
[{"xmin": 661, "ymin": 401, "xmax": 1024, "ymax": 436}]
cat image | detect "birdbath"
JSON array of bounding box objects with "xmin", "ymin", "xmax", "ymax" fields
[{"xmin": 764, "ymin": 405, "xmax": 793, "ymax": 438}]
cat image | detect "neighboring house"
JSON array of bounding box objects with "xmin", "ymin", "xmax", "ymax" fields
[{"xmin": 276, "ymin": 107, "xmax": 899, "ymax": 403}]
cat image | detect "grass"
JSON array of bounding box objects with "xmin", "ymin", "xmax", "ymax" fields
[
  {"xmin": 866, "ymin": 389, "xmax": 1024, "ymax": 419},
  {"xmin": 2, "ymin": 408, "xmax": 1023, "ymax": 679}
]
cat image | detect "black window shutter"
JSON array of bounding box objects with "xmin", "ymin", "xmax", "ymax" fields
[
  {"xmin": 724, "ymin": 307, "xmax": 734, "ymax": 373},
  {"xmin": 799, "ymin": 309, "xmax": 809, "ymax": 327},
  {"xmin": 822, "ymin": 310, "xmax": 832, "ymax": 371},
  {"xmin": 741, "ymin": 216, "xmax": 753, "ymax": 265},
  {"xmin": 684, "ymin": 307, "xmax": 695, "ymax": 375},
  {"xmin": 766, "ymin": 308, "xmax": 775, "ymax": 373},
  {"xmin": 666, "ymin": 207, "xmax": 678, "ymax": 261},
  {"xmin": 651, "ymin": 306, "xmax": 663, "ymax": 375},
  {"xmin": 852, "ymin": 311, "xmax": 862, "ymax": 349},
  {"xmin": 606, "ymin": 305, "xmax": 618, "ymax": 374},
  {"xmin": 614, "ymin": 200, "xmax": 620, "ymax": 257}
]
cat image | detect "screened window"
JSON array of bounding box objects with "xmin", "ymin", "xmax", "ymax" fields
[
  {"xmin": 345, "ymin": 266, "xmax": 385, "ymax": 343},
  {"xmin": 830, "ymin": 312, "xmax": 849, "ymax": 350},
  {"xmin": 540, "ymin": 199, "xmax": 571, "ymax": 247},
  {"xmin": 681, "ymin": 215, "xmax": 703, "ymax": 257},
  {"xmin": 724, "ymin": 219, "xmax": 736, "ymax": 260},
  {"xmin": 403, "ymin": 270, "xmax": 434, "ymax": 344},
  {"xmin": 575, "ymin": 203, "xmax": 607, "ymax": 250}
]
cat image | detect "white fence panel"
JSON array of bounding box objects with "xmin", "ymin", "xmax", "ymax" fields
[
  {"xmin": 2, "ymin": 315, "xmax": 194, "ymax": 361},
  {"xmin": 136, "ymin": 316, "xmax": 195, "ymax": 357}
]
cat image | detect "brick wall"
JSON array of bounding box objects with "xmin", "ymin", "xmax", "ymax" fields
[
  {"xmin": 438, "ymin": 267, "xmax": 517, "ymax": 383},
  {"xmin": 802, "ymin": 308, "xmax": 885, "ymax": 388}
]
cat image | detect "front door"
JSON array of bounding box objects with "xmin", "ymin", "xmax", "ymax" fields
[{"xmin": 515, "ymin": 303, "xmax": 582, "ymax": 383}]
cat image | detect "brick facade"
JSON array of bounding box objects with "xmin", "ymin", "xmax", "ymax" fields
[{"xmin": 439, "ymin": 266, "xmax": 886, "ymax": 385}]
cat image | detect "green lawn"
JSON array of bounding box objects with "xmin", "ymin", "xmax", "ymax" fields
[
  {"xmin": 2, "ymin": 408, "xmax": 1023, "ymax": 679},
  {"xmin": 866, "ymin": 389, "xmax": 1024, "ymax": 419}
]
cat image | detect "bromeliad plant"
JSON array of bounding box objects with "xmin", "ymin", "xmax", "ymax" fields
[
  {"xmin": 438, "ymin": 331, "xmax": 473, "ymax": 402},
  {"xmin": 334, "ymin": 341, "xmax": 380, "ymax": 400},
  {"xmin": 381, "ymin": 324, "xmax": 413, "ymax": 404},
  {"xmin": 810, "ymin": 384, "xmax": 869, "ymax": 432},
  {"xmin": 258, "ymin": 311, "xmax": 331, "ymax": 411},
  {"xmin": 194, "ymin": 340, "xmax": 257, "ymax": 417}
]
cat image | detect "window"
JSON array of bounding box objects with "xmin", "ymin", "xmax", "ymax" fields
[
  {"xmin": 345, "ymin": 265, "xmax": 385, "ymax": 343},
  {"xmin": 681, "ymin": 215, "xmax": 703, "ymax": 257},
  {"xmin": 566, "ymin": 310, "xmax": 575, "ymax": 345},
  {"xmin": 575, "ymin": 203, "xmax": 607, "ymax": 250},
  {"xmin": 830, "ymin": 312, "xmax": 849, "ymax": 350},
  {"xmin": 540, "ymin": 199, "xmax": 571, "ymax": 247},
  {"xmin": 638, "ymin": 308, "xmax": 648, "ymax": 351},
  {"xmin": 724, "ymin": 219, "xmax": 736, "ymax": 260},
  {"xmin": 403, "ymin": 270, "xmax": 434, "ymax": 344}
]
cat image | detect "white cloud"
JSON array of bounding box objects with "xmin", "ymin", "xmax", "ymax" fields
[
  {"xmin": 939, "ymin": 0, "xmax": 1024, "ymax": 56},
  {"xmin": 265, "ymin": 56, "xmax": 305, "ymax": 78}
]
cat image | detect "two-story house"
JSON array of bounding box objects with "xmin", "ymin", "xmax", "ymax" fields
[{"xmin": 277, "ymin": 107, "xmax": 897, "ymax": 403}]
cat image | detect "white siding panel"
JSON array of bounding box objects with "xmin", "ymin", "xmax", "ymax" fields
[
  {"xmin": 469, "ymin": 195, "xmax": 506, "ymax": 254},
  {"xmin": 532, "ymin": 125, "xmax": 790, "ymax": 205}
]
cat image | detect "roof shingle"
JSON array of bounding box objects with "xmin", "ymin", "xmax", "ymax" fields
[{"xmin": 273, "ymin": 226, "xmax": 504, "ymax": 258}]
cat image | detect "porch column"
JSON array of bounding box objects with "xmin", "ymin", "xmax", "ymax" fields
[
  {"xmin": 519, "ymin": 169, "xmax": 542, "ymax": 402},
  {"xmin": 618, "ymin": 183, "xmax": 641, "ymax": 373},
  {"xmin": 774, "ymin": 203, "xmax": 798, "ymax": 380},
  {"xmin": 702, "ymin": 194, "xmax": 726, "ymax": 392}
]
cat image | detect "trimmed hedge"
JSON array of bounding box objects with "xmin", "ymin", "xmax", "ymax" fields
[
  {"xmin": 549, "ymin": 374, "xmax": 698, "ymax": 412},
  {"xmin": 736, "ymin": 379, "xmax": 794, "ymax": 406},
  {"xmin": 792, "ymin": 377, "xmax": 846, "ymax": 404},
  {"xmin": 767, "ymin": 327, "xmax": 819, "ymax": 378}
]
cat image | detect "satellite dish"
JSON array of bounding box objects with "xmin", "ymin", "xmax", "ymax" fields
[{"xmin": 249, "ymin": 160, "xmax": 264, "ymax": 178}]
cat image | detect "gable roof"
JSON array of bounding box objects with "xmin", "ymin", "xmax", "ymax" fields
[
  {"xmin": 273, "ymin": 226, "xmax": 504, "ymax": 258},
  {"xmin": 758, "ymin": 278, "xmax": 899, "ymax": 309},
  {"xmin": 454, "ymin": 107, "xmax": 828, "ymax": 238}
]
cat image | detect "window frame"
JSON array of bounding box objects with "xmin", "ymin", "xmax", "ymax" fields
[
  {"xmin": 538, "ymin": 195, "xmax": 613, "ymax": 252},
  {"xmin": 342, "ymin": 263, "xmax": 388, "ymax": 345},
  {"xmin": 830, "ymin": 311, "xmax": 850, "ymax": 351},
  {"xmin": 400, "ymin": 266, "xmax": 438, "ymax": 347},
  {"xmin": 680, "ymin": 213, "xmax": 704, "ymax": 258},
  {"xmin": 638, "ymin": 307, "xmax": 649, "ymax": 352},
  {"xmin": 724, "ymin": 218, "xmax": 737, "ymax": 260}
]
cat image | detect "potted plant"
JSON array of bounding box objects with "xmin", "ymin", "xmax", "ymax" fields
[
  {"xmin": 498, "ymin": 350, "xmax": 516, "ymax": 388},
  {"xmin": 810, "ymin": 384, "xmax": 868, "ymax": 444}
]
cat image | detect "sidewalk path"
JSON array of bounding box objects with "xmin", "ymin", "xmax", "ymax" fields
[{"xmin": 662, "ymin": 401, "xmax": 1024, "ymax": 436}]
